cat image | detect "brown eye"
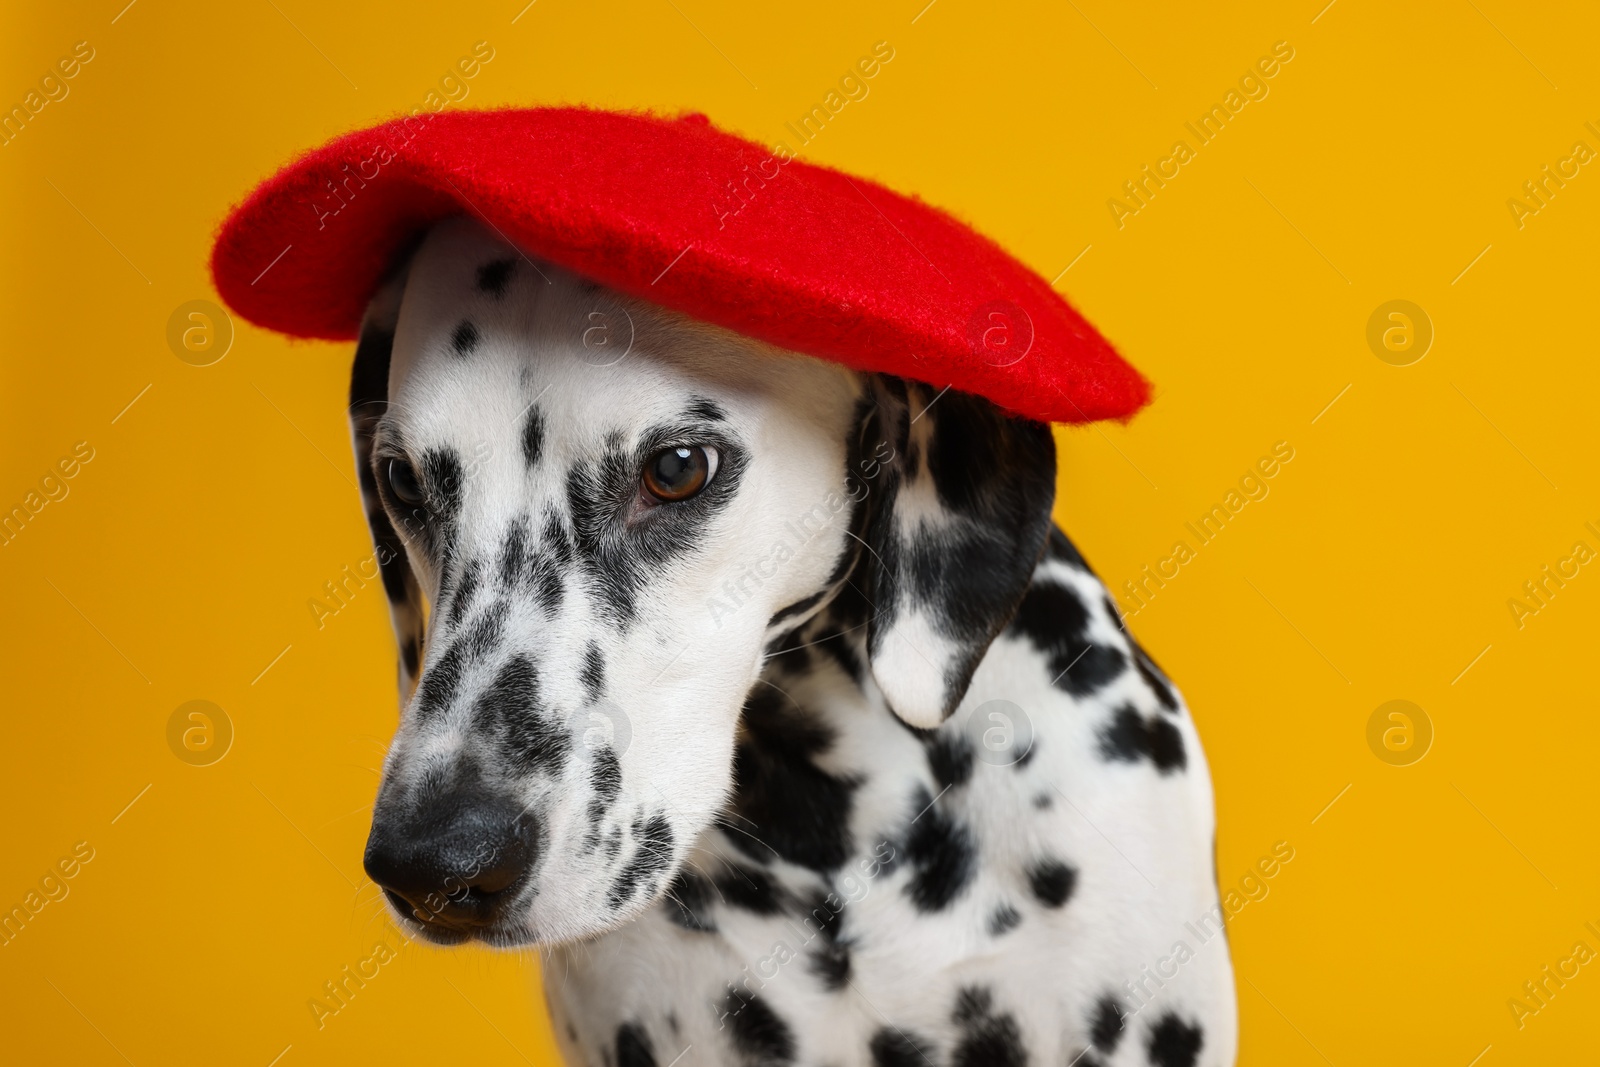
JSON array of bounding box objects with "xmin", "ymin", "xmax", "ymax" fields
[{"xmin": 642, "ymin": 445, "xmax": 715, "ymax": 502}]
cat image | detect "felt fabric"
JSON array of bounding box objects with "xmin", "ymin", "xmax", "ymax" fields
[{"xmin": 210, "ymin": 107, "xmax": 1149, "ymax": 424}]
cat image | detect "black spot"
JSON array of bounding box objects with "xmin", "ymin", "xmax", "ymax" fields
[
  {"xmin": 420, "ymin": 448, "xmax": 465, "ymax": 529},
  {"xmin": 862, "ymin": 385, "xmax": 1056, "ymax": 723},
  {"xmin": 1133, "ymin": 644, "xmax": 1179, "ymax": 712},
  {"xmin": 809, "ymin": 935, "xmax": 850, "ymax": 990},
  {"xmin": 870, "ymin": 1028, "xmax": 933, "ymax": 1067},
  {"xmin": 762, "ymin": 624, "xmax": 814, "ymax": 674},
  {"xmin": 663, "ymin": 868, "xmax": 716, "ymax": 932},
  {"xmin": 925, "ymin": 731, "xmax": 975, "ymax": 791},
  {"xmin": 476, "ymin": 257, "xmax": 515, "ymax": 296},
  {"xmin": 1008, "ymin": 579, "xmax": 1127, "ymax": 698},
  {"xmin": 798, "ymin": 893, "xmax": 850, "ymax": 990},
  {"xmin": 581, "ymin": 641, "xmax": 606, "ymax": 702},
  {"xmin": 413, "ymin": 640, "xmax": 465, "ymax": 721},
  {"xmin": 715, "ymin": 865, "xmax": 782, "ymax": 915},
  {"xmin": 1046, "ymin": 525, "xmax": 1088, "ymax": 569},
  {"xmin": 543, "ymin": 508, "xmax": 575, "ymax": 566},
  {"xmin": 444, "ymin": 560, "xmax": 481, "ymax": 626},
  {"xmin": 725, "ymin": 686, "xmax": 857, "ymax": 871},
  {"xmin": 950, "ymin": 986, "xmax": 1027, "ymax": 1067},
  {"xmin": 687, "ymin": 395, "xmax": 727, "ymax": 422},
  {"xmin": 923, "ymin": 392, "xmax": 1048, "ymax": 519},
  {"xmin": 616, "ymin": 1023, "xmax": 656, "ymax": 1067},
  {"xmin": 451, "ymin": 320, "xmax": 480, "ymax": 356},
  {"xmin": 591, "ymin": 746, "xmax": 622, "ymax": 804},
  {"xmin": 1032, "ymin": 791, "xmax": 1052, "ymax": 810},
  {"xmin": 497, "ymin": 523, "xmax": 531, "ymax": 586},
  {"xmin": 476, "ymin": 655, "xmax": 568, "ymax": 773},
  {"xmin": 401, "ymin": 634, "xmax": 421, "ymax": 676},
  {"xmin": 767, "ymin": 588, "xmax": 828, "ymax": 630},
  {"xmin": 493, "ymin": 518, "xmax": 563, "ymax": 617},
  {"xmin": 532, "ymin": 550, "xmax": 564, "ymax": 614},
  {"xmin": 812, "ymin": 624, "xmax": 864, "ymax": 686},
  {"xmin": 1098, "ymin": 705, "xmax": 1187, "ymax": 774},
  {"xmin": 722, "ymin": 990, "xmax": 795, "ymax": 1066},
  {"xmin": 609, "ymin": 812, "xmax": 675, "ymax": 908},
  {"xmin": 1089, "ymin": 995, "xmax": 1125, "ymax": 1055},
  {"xmin": 565, "ymin": 424, "xmax": 749, "ymax": 625},
  {"xmin": 903, "ymin": 787, "xmax": 977, "ymax": 911},
  {"xmin": 1026, "ymin": 858, "xmax": 1077, "ymax": 908},
  {"xmin": 1147, "ymin": 1014, "xmax": 1203, "ymax": 1067},
  {"xmin": 457, "ymin": 600, "xmax": 509, "ymax": 659},
  {"xmin": 522, "ymin": 406, "xmax": 545, "ymax": 468},
  {"xmin": 988, "ymin": 903, "xmax": 1022, "ymax": 935},
  {"xmin": 585, "ymin": 755, "xmax": 614, "ymax": 857}
]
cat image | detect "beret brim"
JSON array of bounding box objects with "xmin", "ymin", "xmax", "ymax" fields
[{"xmin": 210, "ymin": 107, "xmax": 1149, "ymax": 425}]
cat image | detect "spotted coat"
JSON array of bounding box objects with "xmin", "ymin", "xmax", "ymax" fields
[{"xmin": 349, "ymin": 218, "xmax": 1236, "ymax": 1067}]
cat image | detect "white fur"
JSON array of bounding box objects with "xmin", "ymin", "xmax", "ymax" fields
[{"xmin": 363, "ymin": 218, "xmax": 1237, "ymax": 1066}]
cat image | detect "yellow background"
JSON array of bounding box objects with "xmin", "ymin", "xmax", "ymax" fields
[{"xmin": 3, "ymin": 1, "xmax": 1596, "ymax": 1063}]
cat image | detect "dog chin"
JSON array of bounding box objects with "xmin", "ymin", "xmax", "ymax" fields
[
  {"xmin": 390, "ymin": 908, "xmax": 541, "ymax": 949},
  {"xmin": 387, "ymin": 891, "xmax": 663, "ymax": 950},
  {"xmin": 521, "ymin": 896, "xmax": 666, "ymax": 947}
]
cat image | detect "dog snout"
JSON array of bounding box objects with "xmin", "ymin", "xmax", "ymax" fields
[{"xmin": 364, "ymin": 793, "xmax": 538, "ymax": 933}]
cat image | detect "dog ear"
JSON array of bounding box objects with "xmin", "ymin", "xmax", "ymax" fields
[
  {"xmin": 348, "ymin": 265, "xmax": 427, "ymax": 706},
  {"xmin": 859, "ymin": 378, "xmax": 1057, "ymax": 729}
]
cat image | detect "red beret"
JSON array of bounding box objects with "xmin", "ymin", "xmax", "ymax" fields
[{"xmin": 210, "ymin": 107, "xmax": 1148, "ymax": 424}]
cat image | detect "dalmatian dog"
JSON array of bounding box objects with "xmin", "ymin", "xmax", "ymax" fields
[{"xmin": 354, "ymin": 217, "xmax": 1237, "ymax": 1067}]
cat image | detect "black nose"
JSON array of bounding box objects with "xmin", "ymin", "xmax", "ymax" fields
[{"xmin": 364, "ymin": 794, "xmax": 537, "ymax": 931}]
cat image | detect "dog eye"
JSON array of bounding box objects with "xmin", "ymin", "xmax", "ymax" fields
[
  {"xmin": 386, "ymin": 458, "xmax": 427, "ymax": 507},
  {"xmin": 642, "ymin": 445, "xmax": 716, "ymax": 502}
]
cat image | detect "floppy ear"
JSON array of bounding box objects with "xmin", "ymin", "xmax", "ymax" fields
[
  {"xmin": 860, "ymin": 378, "xmax": 1057, "ymax": 728},
  {"xmin": 348, "ymin": 266, "xmax": 426, "ymax": 706}
]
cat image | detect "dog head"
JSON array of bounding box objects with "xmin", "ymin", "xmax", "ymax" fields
[{"xmin": 355, "ymin": 217, "xmax": 1055, "ymax": 945}]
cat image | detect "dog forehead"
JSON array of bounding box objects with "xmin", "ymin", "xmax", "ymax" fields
[
  {"xmin": 386, "ymin": 223, "xmax": 712, "ymax": 443},
  {"xmin": 386, "ymin": 219, "xmax": 863, "ymax": 458}
]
